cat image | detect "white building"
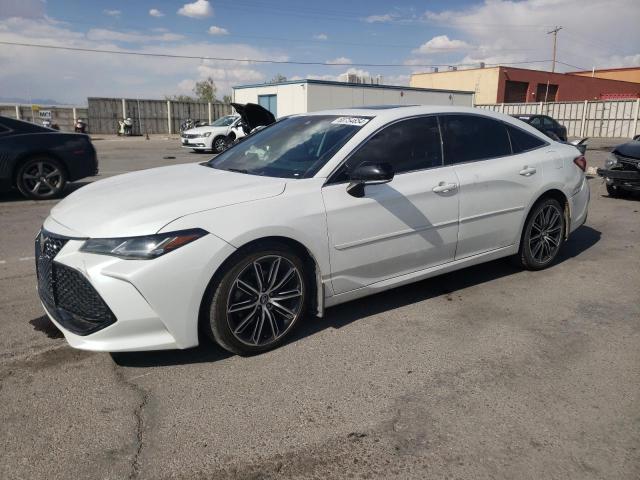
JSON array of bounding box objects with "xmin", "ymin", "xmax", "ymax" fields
[{"xmin": 232, "ymin": 79, "xmax": 474, "ymax": 118}]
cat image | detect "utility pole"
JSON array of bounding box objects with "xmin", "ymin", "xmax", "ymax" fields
[{"xmin": 548, "ymin": 26, "xmax": 562, "ymax": 73}]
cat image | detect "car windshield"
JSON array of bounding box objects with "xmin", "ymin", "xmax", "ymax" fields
[
  {"xmin": 207, "ymin": 115, "xmax": 370, "ymax": 179},
  {"xmin": 211, "ymin": 115, "xmax": 238, "ymax": 127}
]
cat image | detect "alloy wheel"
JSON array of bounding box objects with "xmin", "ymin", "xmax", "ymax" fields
[
  {"xmin": 214, "ymin": 137, "xmax": 227, "ymax": 153},
  {"xmin": 528, "ymin": 204, "xmax": 563, "ymax": 263},
  {"xmin": 226, "ymin": 255, "xmax": 304, "ymax": 347},
  {"xmin": 21, "ymin": 161, "xmax": 63, "ymax": 196}
]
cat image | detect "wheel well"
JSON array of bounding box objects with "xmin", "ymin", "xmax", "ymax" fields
[
  {"xmin": 227, "ymin": 131, "xmax": 236, "ymax": 141},
  {"xmin": 12, "ymin": 152, "xmax": 68, "ymax": 187},
  {"xmin": 197, "ymin": 236, "xmax": 320, "ymax": 343},
  {"xmin": 526, "ymin": 189, "xmax": 570, "ymax": 240}
]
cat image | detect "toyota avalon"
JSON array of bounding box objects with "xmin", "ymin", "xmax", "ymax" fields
[{"xmin": 36, "ymin": 106, "xmax": 590, "ymax": 355}]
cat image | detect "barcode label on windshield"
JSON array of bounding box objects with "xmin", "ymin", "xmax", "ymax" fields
[{"xmin": 331, "ymin": 117, "xmax": 370, "ymax": 126}]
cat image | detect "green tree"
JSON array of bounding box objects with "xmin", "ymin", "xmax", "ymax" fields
[
  {"xmin": 222, "ymin": 94, "xmax": 232, "ymax": 104},
  {"xmin": 193, "ymin": 77, "xmax": 217, "ymax": 102},
  {"xmin": 270, "ymin": 73, "xmax": 287, "ymax": 83}
]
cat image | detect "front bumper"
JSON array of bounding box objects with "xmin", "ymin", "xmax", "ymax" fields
[
  {"xmin": 36, "ymin": 224, "xmax": 236, "ymax": 352},
  {"xmin": 181, "ymin": 137, "xmax": 209, "ymax": 149},
  {"xmin": 597, "ymin": 167, "xmax": 640, "ymax": 191}
]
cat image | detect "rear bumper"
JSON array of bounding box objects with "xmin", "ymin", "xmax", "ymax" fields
[{"xmin": 569, "ymin": 176, "xmax": 590, "ymax": 233}]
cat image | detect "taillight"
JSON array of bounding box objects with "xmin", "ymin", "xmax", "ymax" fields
[{"xmin": 573, "ymin": 155, "xmax": 587, "ymax": 172}]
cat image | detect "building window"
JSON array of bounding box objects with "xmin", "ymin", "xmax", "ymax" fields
[
  {"xmin": 258, "ymin": 94, "xmax": 277, "ymax": 118},
  {"xmin": 504, "ymin": 80, "xmax": 529, "ymax": 103},
  {"xmin": 536, "ymin": 83, "xmax": 558, "ymax": 102}
]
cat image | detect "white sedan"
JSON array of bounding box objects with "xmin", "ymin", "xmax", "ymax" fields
[
  {"xmin": 37, "ymin": 106, "xmax": 589, "ymax": 355},
  {"xmin": 180, "ymin": 115, "xmax": 244, "ymax": 153}
]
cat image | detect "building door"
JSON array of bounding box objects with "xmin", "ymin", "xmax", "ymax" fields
[{"xmin": 258, "ymin": 94, "xmax": 277, "ymax": 118}]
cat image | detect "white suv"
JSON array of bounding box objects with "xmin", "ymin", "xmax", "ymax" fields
[
  {"xmin": 181, "ymin": 115, "xmax": 244, "ymax": 153},
  {"xmin": 37, "ymin": 106, "xmax": 589, "ymax": 355}
]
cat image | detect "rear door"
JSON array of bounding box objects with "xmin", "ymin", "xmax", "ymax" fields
[
  {"xmin": 439, "ymin": 114, "xmax": 547, "ymax": 259},
  {"xmin": 322, "ymin": 116, "xmax": 460, "ymax": 294}
]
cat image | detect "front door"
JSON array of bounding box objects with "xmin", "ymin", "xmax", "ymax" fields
[{"xmin": 322, "ymin": 116, "xmax": 460, "ymax": 294}]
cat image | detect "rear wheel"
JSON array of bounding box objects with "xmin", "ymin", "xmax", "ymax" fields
[
  {"xmin": 16, "ymin": 156, "xmax": 67, "ymax": 200},
  {"xmin": 517, "ymin": 198, "xmax": 565, "ymax": 270},
  {"xmin": 204, "ymin": 246, "xmax": 308, "ymax": 355}
]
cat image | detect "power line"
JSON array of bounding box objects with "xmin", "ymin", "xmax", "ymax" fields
[{"xmin": 0, "ymin": 40, "xmax": 554, "ymax": 69}]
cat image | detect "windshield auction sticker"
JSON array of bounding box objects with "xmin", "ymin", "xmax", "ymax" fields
[{"xmin": 331, "ymin": 117, "xmax": 370, "ymax": 126}]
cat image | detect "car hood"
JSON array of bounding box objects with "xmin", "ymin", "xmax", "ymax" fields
[
  {"xmin": 49, "ymin": 163, "xmax": 286, "ymax": 238},
  {"xmin": 614, "ymin": 140, "xmax": 640, "ymax": 160},
  {"xmin": 231, "ymin": 102, "xmax": 276, "ymax": 132},
  {"xmin": 182, "ymin": 125, "xmax": 227, "ymax": 135}
]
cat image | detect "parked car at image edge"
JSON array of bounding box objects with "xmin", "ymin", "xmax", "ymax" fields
[
  {"xmin": 512, "ymin": 114, "xmax": 568, "ymax": 142},
  {"xmin": 597, "ymin": 135, "xmax": 640, "ymax": 197},
  {"xmin": 36, "ymin": 105, "xmax": 589, "ymax": 355},
  {"xmin": 0, "ymin": 116, "xmax": 98, "ymax": 200}
]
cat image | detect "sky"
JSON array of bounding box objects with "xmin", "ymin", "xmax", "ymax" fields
[{"xmin": 0, "ymin": 0, "xmax": 638, "ymax": 104}]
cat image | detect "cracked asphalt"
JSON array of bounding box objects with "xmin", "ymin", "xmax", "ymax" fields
[{"xmin": 1, "ymin": 137, "xmax": 638, "ymax": 480}]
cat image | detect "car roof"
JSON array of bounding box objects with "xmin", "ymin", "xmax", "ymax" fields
[{"xmin": 0, "ymin": 115, "xmax": 51, "ymax": 134}]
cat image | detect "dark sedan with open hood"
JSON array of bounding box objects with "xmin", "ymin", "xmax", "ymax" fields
[{"xmin": 597, "ymin": 135, "xmax": 640, "ymax": 197}]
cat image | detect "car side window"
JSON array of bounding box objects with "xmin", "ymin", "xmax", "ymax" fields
[
  {"xmin": 507, "ymin": 125, "xmax": 547, "ymax": 154},
  {"xmin": 529, "ymin": 117, "xmax": 543, "ymax": 127},
  {"xmin": 440, "ymin": 115, "xmax": 511, "ymax": 164},
  {"xmin": 543, "ymin": 117, "xmax": 556, "ymax": 128},
  {"xmin": 340, "ymin": 116, "xmax": 443, "ymax": 178}
]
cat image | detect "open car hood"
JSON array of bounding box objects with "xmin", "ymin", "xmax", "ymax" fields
[
  {"xmin": 231, "ymin": 102, "xmax": 276, "ymax": 133},
  {"xmin": 614, "ymin": 139, "xmax": 640, "ymax": 160}
]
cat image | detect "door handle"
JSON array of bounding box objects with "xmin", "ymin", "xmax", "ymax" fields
[
  {"xmin": 519, "ymin": 166, "xmax": 537, "ymax": 176},
  {"xmin": 432, "ymin": 182, "xmax": 458, "ymax": 194}
]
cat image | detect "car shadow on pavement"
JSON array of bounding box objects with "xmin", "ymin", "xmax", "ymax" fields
[
  {"xmin": 0, "ymin": 182, "xmax": 92, "ymax": 204},
  {"xmin": 110, "ymin": 225, "xmax": 601, "ymax": 368}
]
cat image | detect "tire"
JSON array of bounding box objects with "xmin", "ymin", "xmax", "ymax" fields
[
  {"xmin": 517, "ymin": 198, "xmax": 565, "ymax": 271},
  {"xmin": 204, "ymin": 245, "xmax": 309, "ymax": 355},
  {"xmin": 16, "ymin": 156, "xmax": 67, "ymax": 200},
  {"xmin": 213, "ymin": 136, "xmax": 227, "ymax": 154},
  {"xmin": 606, "ymin": 183, "xmax": 627, "ymax": 198}
]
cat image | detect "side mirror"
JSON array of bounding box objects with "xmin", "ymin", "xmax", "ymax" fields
[{"xmin": 346, "ymin": 162, "xmax": 394, "ymax": 198}]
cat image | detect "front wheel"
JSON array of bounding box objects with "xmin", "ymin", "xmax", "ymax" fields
[
  {"xmin": 517, "ymin": 198, "xmax": 565, "ymax": 270},
  {"xmin": 213, "ymin": 136, "xmax": 227, "ymax": 154},
  {"xmin": 204, "ymin": 247, "xmax": 308, "ymax": 355},
  {"xmin": 16, "ymin": 156, "xmax": 67, "ymax": 200}
]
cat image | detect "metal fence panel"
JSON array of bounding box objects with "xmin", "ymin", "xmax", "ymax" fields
[
  {"xmin": 0, "ymin": 104, "xmax": 88, "ymax": 132},
  {"xmin": 476, "ymin": 99, "xmax": 640, "ymax": 138}
]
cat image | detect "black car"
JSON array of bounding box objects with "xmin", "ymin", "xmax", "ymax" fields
[
  {"xmin": 0, "ymin": 116, "xmax": 98, "ymax": 200},
  {"xmin": 512, "ymin": 114, "xmax": 568, "ymax": 142},
  {"xmin": 597, "ymin": 136, "xmax": 640, "ymax": 197}
]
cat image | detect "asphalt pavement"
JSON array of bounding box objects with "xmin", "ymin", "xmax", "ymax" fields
[{"xmin": 1, "ymin": 136, "xmax": 638, "ymax": 480}]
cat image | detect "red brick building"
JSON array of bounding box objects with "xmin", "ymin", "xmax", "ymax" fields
[{"xmin": 411, "ymin": 66, "xmax": 640, "ymax": 104}]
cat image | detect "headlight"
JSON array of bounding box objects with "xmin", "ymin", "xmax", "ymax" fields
[
  {"xmin": 605, "ymin": 153, "xmax": 618, "ymax": 169},
  {"xmin": 202, "ymin": 132, "xmax": 212, "ymax": 137},
  {"xmin": 80, "ymin": 229, "xmax": 207, "ymax": 259}
]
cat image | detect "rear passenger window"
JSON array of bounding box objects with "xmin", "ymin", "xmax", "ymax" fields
[
  {"xmin": 440, "ymin": 115, "xmax": 511, "ymax": 164},
  {"xmin": 507, "ymin": 125, "xmax": 547, "ymax": 153},
  {"xmin": 343, "ymin": 116, "xmax": 443, "ymax": 176}
]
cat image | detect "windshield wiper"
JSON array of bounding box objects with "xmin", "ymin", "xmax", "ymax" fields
[{"xmin": 226, "ymin": 168, "xmax": 249, "ymax": 174}]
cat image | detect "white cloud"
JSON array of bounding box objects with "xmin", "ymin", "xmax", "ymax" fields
[
  {"xmin": 103, "ymin": 9, "xmax": 121, "ymax": 17},
  {"xmin": 208, "ymin": 26, "xmax": 229, "ymax": 36},
  {"xmin": 0, "ymin": 0, "xmax": 45, "ymax": 19},
  {"xmin": 326, "ymin": 57, "xmax": 352, "ymax": 65},
  {"xmin": 420, "ymin": 0, "xmax": 640, "ymax": 72},
  {"xmin": 177, "ymin": 0, "xmax": 213, "ymax": 19},
  {"xmin": 149, "ymin": 9, "xmax": 165, "ymax": 18},
  {"xmin": 86, "ymin": 28, "xmax": 184, "ymax": 43},
  {"xmin": 414, "ymin": 35, "xmax": 470, "ymax": 54},
  {"xmin": 364, "ymin": 14, "xmax": 395, "ymax": 23},
  {"xmin": 0, "ymin": 17, "xmax": 286, "ymax": 103},
  {"xmin": 313, "ymin": 33, "xmax": 328, "ymax": 41}
]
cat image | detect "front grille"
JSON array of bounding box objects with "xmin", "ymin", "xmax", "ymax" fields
[
  {"xmin": 35, "ymin": 231, "xmax": 116, "ymax": 335},
  {"xmin": 181, "ymin": 133, "xmax": 199, "ymax": 139}
]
